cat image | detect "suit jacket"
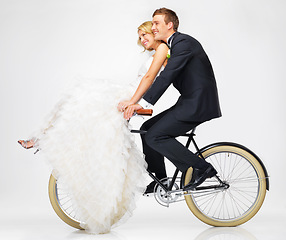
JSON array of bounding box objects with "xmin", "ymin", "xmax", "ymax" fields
[{"xmin": 143, "ymin": 32, "xmax": 222, "ymax": 122}]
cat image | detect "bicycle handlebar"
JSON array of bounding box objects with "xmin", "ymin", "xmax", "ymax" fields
[{"xmin": 136, "ymin": 109, "xmax": 153, "ymax": 116}]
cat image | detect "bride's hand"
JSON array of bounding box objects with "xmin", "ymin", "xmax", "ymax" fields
[
  {"xmin": 117, "ymin": 101, "xmax": 133, "ymax": 112},
  {"xmin": 123, "ymin": 104, "xmax": 143, "ymax": 120}
]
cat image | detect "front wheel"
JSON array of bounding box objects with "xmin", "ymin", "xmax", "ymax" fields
[
  {"xmin": 182, "ymin": 143, "xmax": 267, "ymax": 227},
  {"xmin": 48, "ymin": 173, "xmax": 84, "ymax": 230}
]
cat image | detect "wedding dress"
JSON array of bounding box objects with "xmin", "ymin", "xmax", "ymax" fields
[{"xmin": 31, "ymin": 57, "xmax": 164, "ymax": 234}]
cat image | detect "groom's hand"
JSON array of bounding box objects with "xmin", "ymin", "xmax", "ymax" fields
[{"xmin": 124, "ymin": 104, "xmax": 143, "ymax": 120}]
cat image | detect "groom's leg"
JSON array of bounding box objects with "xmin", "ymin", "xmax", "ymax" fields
[
  {"xmin": 144, "ymin": 110, "xmax": 209, "ymax": 172},
  {"xmin": 140, "ymin": 109, "xmax": 172, "ymax": 179}
]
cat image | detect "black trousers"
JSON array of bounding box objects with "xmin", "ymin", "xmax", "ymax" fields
[{"xmin": 140, "ymin": 107, "xmax": 209, "ymax": 178}]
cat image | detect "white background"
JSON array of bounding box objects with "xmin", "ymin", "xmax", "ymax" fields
[{"xmin": 1, "ymin": 0, "xmax": 286, "ymax": 239}]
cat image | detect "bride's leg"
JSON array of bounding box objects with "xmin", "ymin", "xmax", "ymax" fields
[
  {"xmin": 17, "ymin": 115, "xmax": 56, "ymax": 150},
  {"xmin": 18, "ymin": 99, "xmax": 65, "ymax": 151}
]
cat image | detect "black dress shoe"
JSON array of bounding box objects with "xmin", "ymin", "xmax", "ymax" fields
[
  {"xmin": 143, "ymin": 180, "xmax": 169, "ymax": 196},
  {"xmin": 143, "ymin": 181, "xmax": 156, "ymax": 195},
  {"xmin": 183, "ymin": 165, "xmax": 217, "ymax": 191}
]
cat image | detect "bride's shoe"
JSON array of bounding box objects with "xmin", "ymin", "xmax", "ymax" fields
[
  {"xmin": 18, "ymin": 139, "xmax": 40, "ymax": 154},
  {"xmin": 18, "ymin": 139, "xmax": 35, "ymax": 149}
]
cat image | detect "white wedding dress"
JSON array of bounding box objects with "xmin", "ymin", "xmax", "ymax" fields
[{"xmin": 31, "ymin": 57, "xmax": 163, "ymax": 234}]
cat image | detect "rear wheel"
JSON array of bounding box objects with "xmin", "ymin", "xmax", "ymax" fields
[{"xmin": 182, "ymin": 144, "xmax": 267, "ymax": 226}]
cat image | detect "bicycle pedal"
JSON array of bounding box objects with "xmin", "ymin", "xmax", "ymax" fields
[{"xmin": 143, "ymin": 192, "xmax": 154, "ymax": 197}]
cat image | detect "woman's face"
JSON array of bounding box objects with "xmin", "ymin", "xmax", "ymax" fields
[{"xmin": 138, "ymin": 30, "xmax": 155, "ymax": 50}]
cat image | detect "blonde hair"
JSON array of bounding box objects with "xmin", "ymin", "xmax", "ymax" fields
[{"xmin": 137, "ymin": 21, "xmax": 155, "ymax": 51}]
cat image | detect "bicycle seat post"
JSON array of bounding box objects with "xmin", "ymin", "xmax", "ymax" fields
[{"xmin": 191, "ymin": 127, "xmax": 196, "ymax": 135}]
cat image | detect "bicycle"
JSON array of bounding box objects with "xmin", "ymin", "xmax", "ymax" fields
[{"xmin": 48, "ymin": 109, "xmax": 269, "ymax": 229}]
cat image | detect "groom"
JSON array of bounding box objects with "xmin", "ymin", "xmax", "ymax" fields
[{"xmin": 128, "ymin": 8, "xmax": 222, "ymax": 193}]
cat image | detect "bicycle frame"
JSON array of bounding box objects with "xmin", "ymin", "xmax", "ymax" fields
[{"xmin": 131, "ymin": 126, "xmax": 270, "ymax": 193}]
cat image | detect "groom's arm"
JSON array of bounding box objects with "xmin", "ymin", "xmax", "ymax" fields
[
  {"xmin": 138, "ymin": 98, "xmax": 152, "ymax": 109},
  {"xmin": 142, "ymin": 35, "xmax": 194, "ymax": 105}
]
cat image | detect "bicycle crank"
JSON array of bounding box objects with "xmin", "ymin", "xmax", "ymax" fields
[{"xmin": 154, "ymin": 178, "xmax": 181, "ymax": 207}]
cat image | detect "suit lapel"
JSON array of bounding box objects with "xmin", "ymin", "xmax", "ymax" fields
[{"xmin": 170, "ymin": 32, "xmax": 180, "ymax": 48}]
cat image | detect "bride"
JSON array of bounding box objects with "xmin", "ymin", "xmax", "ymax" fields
[{"xmin": 18, "ymin": 21, "xmax": 168, "ymax": 234}]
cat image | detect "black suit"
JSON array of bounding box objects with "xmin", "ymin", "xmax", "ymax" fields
[{"xmin": 141, "ymin": 32, "xmax": 221, "ymax": 178}]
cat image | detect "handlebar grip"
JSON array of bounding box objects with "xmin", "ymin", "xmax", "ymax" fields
[{"xmin": 136, "ymin": 109, "xmax": 153, "ymax": 116}]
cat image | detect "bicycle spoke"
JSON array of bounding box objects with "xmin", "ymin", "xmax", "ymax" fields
[
  {"xmin": 228, "ymin": 176, "xmax": 262, "ymax": 184},
  {"xmin": 55, "ymin": 182, "xmax": 81, "ymax": 221},
  {"xmin": 230, "ymin": 186, "xmax": 257, "ymax": 203}
]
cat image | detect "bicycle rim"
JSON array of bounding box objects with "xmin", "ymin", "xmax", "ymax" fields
[
  {"xmin": 48, "ymin": 173, "xmax": 84, "ymax": 230},
  {"xmin": 183, "ymin": 145, "xmax": 267, "ymax": 226}
]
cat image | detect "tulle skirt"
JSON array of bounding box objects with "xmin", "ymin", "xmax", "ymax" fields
[{"xmin": 33, "ymin": 78, "xmax": 147, "ymax": 234}]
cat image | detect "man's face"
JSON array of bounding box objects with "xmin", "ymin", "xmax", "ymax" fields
[{"xmin": 152, "ymin": 14, "xmax": 169, "ymax": 42}]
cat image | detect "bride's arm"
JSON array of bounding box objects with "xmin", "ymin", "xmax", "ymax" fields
[
  {"xmin": 130, "ymin": 43, "xmax": 168, "ymax": 103},
  {"xmin": 118, "ymin": 43, "xmax": 168, "ymax": 110}
]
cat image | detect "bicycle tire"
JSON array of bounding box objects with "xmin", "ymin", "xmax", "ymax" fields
[
  {"xmin": 182, "ymin": 144, "xmax": 267, "ymax": 226},
  {"xmin": 48, "ymin": 173, "xmax": 84, "ymax": 230}
]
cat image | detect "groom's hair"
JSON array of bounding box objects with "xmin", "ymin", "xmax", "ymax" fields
[{"xmin": 152, "ymin": 8, "xmax": 179, "ymax": 31}]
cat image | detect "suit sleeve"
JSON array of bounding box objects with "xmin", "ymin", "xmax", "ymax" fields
[{"xmin": 143, "ymin": 37, "xmax": 193, "ymax": 105}]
